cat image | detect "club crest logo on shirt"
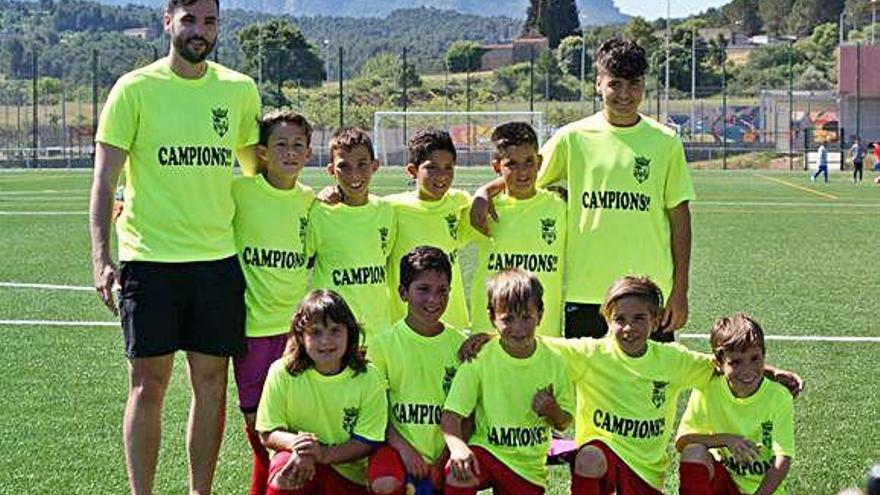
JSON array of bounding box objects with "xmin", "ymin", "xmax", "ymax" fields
[
  {"xmin": 633, "ymin": 156, "xmax": 651, "ymax": 184},
  {"xmin": 442, "ymin": 366, "xmax": 457, "ymax": 395},
  {"xmin": 540, "ymin": 218, "xmax": 557, "ymax": 245},
  {"xmin": 761, "ymin": 421, "xmax": 773, "ymax": 447},
  {"xmin": 342, "ymin": 407, "xmax": 360, "ymax": 434},
  {"xmin": 651, "ymin": 381, "xmax": 668, "ymax": 408},
  {"xmin": 445, "ymin": 214, "xmax": 459, "ymax": 240},
  {"xmin": 379, "ymin": 227, "xmax": 390, "ymax": 254},
  {"xmin": 211, "ymin": 107, "xmax": 229, "ymax": 138},
  {"xmin": 298, "ymin": 217, "xmax": 308, "ymax": 249}
]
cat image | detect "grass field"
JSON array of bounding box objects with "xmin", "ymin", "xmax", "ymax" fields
[{"xmin": 1, "ymin": 167, "xmax": 878, "ymax": 494}]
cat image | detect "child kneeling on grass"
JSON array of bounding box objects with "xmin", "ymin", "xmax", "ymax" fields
[
  {"xmin": 256, "ymin": 290, "xmax": 388, "ymax": 495},
  {"xmin": 676, "ymin": 313, "xmax": 794, "ymax": 495},
  {"xmin": 459, "ymin": 276, "xmax": 802, "ymax": 495},
  {"xmin": 441, "ymin": 268, "xmax": 575, "ymax": 495}
]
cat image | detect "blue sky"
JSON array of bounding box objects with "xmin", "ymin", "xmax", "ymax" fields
[{"xmin": 613, "ymin": 0, "xmax": 730, "ymax": 20}]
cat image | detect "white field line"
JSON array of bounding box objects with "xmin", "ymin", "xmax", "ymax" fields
[
  {"xmin": 0, "ymin": 320, "xmax": 118, "ymax": 327},
  {"xmin": 679, "ymin": 333, "xmax": 880, "ymax": 343},
  {"xmin": 0, "ymin": 196, "xmax": 87, "ymax": 201},
  {"xmin": 0, "ymin": 189, "xmax": 91, "ymax": 195},
  {"xmin": 696, "ymin": 200, "xmax": 880, "ymax": 209},
  {"xmin": 0, "ymin": 282, "xmax": 94, "ymax": 292},
  {"xmin": 0, "ymin": 211, "xmax": 88, "ymax": 215}
]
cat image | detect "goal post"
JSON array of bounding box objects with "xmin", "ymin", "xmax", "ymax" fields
[{"xmin": 372, "ymin": 111, "xmax": 545, "ymax": 167}]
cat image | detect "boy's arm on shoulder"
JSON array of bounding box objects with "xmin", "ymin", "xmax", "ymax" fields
[{"xmin": 764, "ymin": 365, "xmax": 804, "ymax": 398}]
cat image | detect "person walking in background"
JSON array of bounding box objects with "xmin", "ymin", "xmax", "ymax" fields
[
  {"xmin": 850, "ymin": 137, "xmax": 866, "ymax": 184},
  {"xmin": 811, "ymin": 142, "xmax": 829, "ymax": 183}
]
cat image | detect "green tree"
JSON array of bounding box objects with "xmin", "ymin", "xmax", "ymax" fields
[
  {"xmin": 523, "ymin": 0, "xmax": 581, "ymax": 48},
  {"xmin": 758, "ymin": 0, "xmax": 795, "ymax": 36},
  {"xmin": 557, "ymin": 35, "xmax": 590, "ymax": 78},
  {"xmin": 623, "ymin": 17, "xmax": 660, "ymax": 56},
  {"xmin": 237, "ymin": 19, "xmax": 325, "ymax": 90},
  {"xmin": 445, "ymin": 41, "xmax": 485, "ymax": 73},
  {"xmin": 721, "ymin": 0, "xmax": 762, "ymax": 36},
  {"xmin": 359, "ymin": 52, "xmax": 421, "ymax": 89}
]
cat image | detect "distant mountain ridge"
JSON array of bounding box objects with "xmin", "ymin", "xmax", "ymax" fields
[{"xmin": 11, "ymin": 0, "xmax": 627, "ymax": 25}]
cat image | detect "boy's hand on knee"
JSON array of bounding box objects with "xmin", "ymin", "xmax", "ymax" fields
[
  {"xmin": 722, "ymin": 434, "xmax": 760, "ymax": 463},
  {"xmin": 274, "ymin": 452, "xmax": 314, "ymax": 489},
  {"xmin": 448, "ymin": 445, "xmax": 481, "ymax": 482},
  {"xmin": 457, "ymin": 333, "xmax": 494, "ymax": 362},
  {"xmin": 397, "ymin": 442, "xmax": 430, "ymax": 479}
]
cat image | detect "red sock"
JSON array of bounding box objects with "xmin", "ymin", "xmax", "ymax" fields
[
  {"xmin": 570, "ymin": 473, "xmax": 601, "ymax": 495},
  {"xmin": 679, "ymin": 462, "xmax": 712, "ymax": 495},
  {"xmin": 246, "ymin": 426, "xmax": 270, "ymax": 495},
  {"xmin": 443, "ymin": 485, "xmax": 477, "ymax": 495}
]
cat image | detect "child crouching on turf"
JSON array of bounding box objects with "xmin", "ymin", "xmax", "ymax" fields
[
  {"xmin": 459, "ymin": 276, "xmax": 802, "ymax": 495},
  {"xmin": 367, "ymin": 246, "xmax": 468, "ymax": 494},
  {"xmin": 256, "ymin": 290, "xmax": 388, "ymax": 495},
  {"xmin": 232, "ymin": 110, "xmax": 316, "ymax": 495},
  {"xmin": 676, "ymin": 314, "xmax": 795, "ymax": 495},
  {"xmin": 441, "ymin": 268, "xmax": 574, "ymax": 495}
]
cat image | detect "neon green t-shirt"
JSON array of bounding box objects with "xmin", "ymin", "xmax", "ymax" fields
[
  {"xmin": 537, "ymin": 113, "xmax": 695, "ymax": 304},
  {"xmin": 384, "ymin": 189, "xmax": 471, "ymax": 330},
  {"xmin": 255, "ymin": 360, "xmax": 388, "ymax": 485},
  {"xmin": 546, "ymin": 337, "xmax": 714, "ymax": 490},
  {"xmin": 678, "ymin": 377, "xmax": 796, "ymax": 495},
  {"xmin": 464, "ymin": 190, "xmax": 566, "ymax": 337},
  {"xmin": 232, "ymin": 176, "xmax": 314, "ymax": 338},
  {"xmin": 307, "ymin": 196, "xmax": 396, "ymax": 344},
  {"xmin": 444, "ymin": 338, "xmax": 574, "ymax": 487},
  {"xmin": 96, "ymin": 58, "xmax": 260, "ymax": 262},
  {"xmin": 368, "ymin": 319, "xmax": 467, "ymax": 463}
]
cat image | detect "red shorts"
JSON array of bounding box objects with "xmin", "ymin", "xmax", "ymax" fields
[
  {"xmin": 576, "ymin": 440, "xmax": 662, "ymax": 495},
  {"xmin": 368, "ymin": 444, "xmax": 442, "ymax": 494},
  {"xmin": 444, "ymin": 445, "xmax": 543, "ymax": 495},
  {"xmin": 708, "ymin": 459, "xmax": 743, "ymax": 495},
  {"xmin": 266, "ymin": 451, "xmax": 368, "ymax": 495}
]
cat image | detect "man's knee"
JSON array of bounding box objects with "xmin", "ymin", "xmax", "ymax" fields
[
  {"xmin": 187, "ymin": 352, "xmax": 229, "ymax": 398},
  {"xmin": 370, "ymin": 476, "xmax": 402, "ymax": 494},
  {"xmin": 444, "ymin": 472, "xmax": 480, "ymax": 488},
  {"xmin": 129, "ymin": 357, "xmax": 173, "ymax": 404},
  {"xmin": 573, "ymin": 445, "xmax": 607, "ymax": 479},
  {"xmin": 680, "ymin": 444, "xmax": 713, "ymax": 477}
]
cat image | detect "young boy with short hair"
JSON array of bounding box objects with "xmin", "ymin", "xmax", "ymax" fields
[
  {"xmin": 441, "ymin": 268, "xmax": 574, "ymax": 495},
  {"xmin": 306, "ymin": 127, "xmax": 396, "ymax": 345},
  {"xmin": 471, "ymin": 38, "xmax": 695, "ymax": 340},
  {"xmin": 384, "ymin": 128, "xmax": 471, "ymax": 330},
  {"xmin": 676, "ymin": 313, "xmax": 795, "ymax": 495},
  {"xmin": 232, "ymin": 110, "xmax": 316, "ymax": 495},
  {"xmin": 367, "ymin": 246, "xmax": 468, "ymax": 495},
  {"xmin": 466, "ymin": 122, "xmax": 566, "ymax": 337}
]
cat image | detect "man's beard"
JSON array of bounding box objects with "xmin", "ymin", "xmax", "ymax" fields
[{"xmin": 173, "ymin": 35, "xmax": 215, "ymax": 64}]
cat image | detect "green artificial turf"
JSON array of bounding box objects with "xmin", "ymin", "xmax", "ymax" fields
[{"xmin": 0, "ymin": 167, "xmax": 878, "ymax": 494}]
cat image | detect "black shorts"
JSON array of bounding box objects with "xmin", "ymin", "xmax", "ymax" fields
[
  {"xmin": 119, "ymin": 256, "xmax": 246, "ymax": 358},
  {"xmin": 563, "ymin": 302, "xmax": 674, "ymax": 343}
]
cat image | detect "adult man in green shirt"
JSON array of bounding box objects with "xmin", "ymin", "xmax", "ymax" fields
[{"xmin": 89, "ymin": 1, "xmax": 260, "ymax": 493}]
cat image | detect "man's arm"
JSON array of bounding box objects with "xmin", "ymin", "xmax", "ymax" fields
[
  {"xmin": 662, "ymin": 201, "xmax": 692, "ymax": 332},
  {"xmin": 237, "ymin": 145, "xmax": 259, "ymax": 176},
  {"xmin": 89, "ymin": 142, "xmax": 127, "ymax": 315}
]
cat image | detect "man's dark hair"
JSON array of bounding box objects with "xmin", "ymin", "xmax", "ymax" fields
[
  {"xmin": 407, "ymin": 128, "xmax": 457, "ymax": 166},
  {"xmin": 166, "ymin": 0, "xmax": 219, "ymax": 13},
  {"xmin": 595, "ymin": 38, "xmax": 648, "ymax": 80},
  {"xmin": 400, "ymin": 246, "xmax": 452, "ymax": 290},
  {"xmin": 491, "ymin": 122, "xmax": 538, "ymax": 158},
  {"xmin": 259, "ymin": 110, "xmax": 312, "ymax": 146}
]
